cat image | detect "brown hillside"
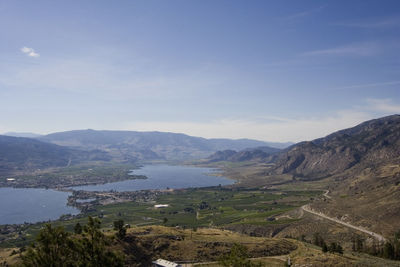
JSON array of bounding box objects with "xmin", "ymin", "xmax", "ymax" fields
[{"xmin": 273, "ymin": 115, "xmax": 400, "ymax": 180}]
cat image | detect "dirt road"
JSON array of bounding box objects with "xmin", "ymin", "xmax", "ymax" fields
[
  {"xmin": 301, "ymin": 204, "xmax": 386, "ymax": 242},
  {"xmin": 323, "ymin": 190, "xmax": 331, "ymax": 199}
]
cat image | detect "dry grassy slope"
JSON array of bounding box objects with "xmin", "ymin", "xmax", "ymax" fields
[
  {"xmin": 123, "ymin": 226, "xmax": 296, "ymax": 263},
  {"xmin": 0, "ymin": 247, "xmax": 20, "ymax": 266},
  {"xmin": 120, "ymin": 226, "xmax": 400, "ymax": 267},
  {"xmin": 2, "ymin": 226, "xmax": 399, "ymax": 266},
  {"xmin": 266, "ymin": 115, "xmax": 400, "ymax": 237},
  {"xmin": 288, "ymin": 241, "xmax": 400, "ymax": 267},
  {"xmin": 311, "ymin": 163, "xmax": 400, "ymax": 237}
]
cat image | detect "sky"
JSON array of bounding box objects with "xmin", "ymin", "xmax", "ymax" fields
[{"xmin": 1, "ymin": 0, "xmax": 400, "ymax": 142}]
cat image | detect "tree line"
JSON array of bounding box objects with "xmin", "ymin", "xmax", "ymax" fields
[
  {"xmin": 313, "ymin": 233, "xmax": 343, "ymax": 254},
  {"xmin": 312, "ymin": 231, "xmax": 400, "ymax": 261},
  {"xmin": 351, "ymin": 231, "xmax": 400, "ymax": 260}
]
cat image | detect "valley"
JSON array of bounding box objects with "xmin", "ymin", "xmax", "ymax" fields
[
  {"xmin": 1, "ymin": 115, "xmax": 400, "ymax": 266},
  {"xmin": 4, "ymin": 0, "xmax": 400, "ymax": 265}
]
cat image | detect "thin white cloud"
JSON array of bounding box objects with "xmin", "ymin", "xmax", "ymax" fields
[
  {"xmin": 332, "ymin": 80, "xmax": 400, "ymax": 90},
  {"xmin": 122, "ymin": 113, "xmax": 368, "ymax": 143},
  {"xmin": 302, "ymin": 42, "xmax": 379, "ymax": 57},
  {"xmin": 0, "ymin": 58, "xmax": 230, "ymax": 101},
  {"xmin": 21, "ymin": 46, "xmax": 40, "ymax": 58},
  {"xmin": 334, "ymin": 16, "xmax": 400, "ymax": 29},
  {"xmin": 367, "ymin": 98, "xmax": 400, "ymax": 113},
  {"xmin": 281, "ymin": 6, "xmax": 325, "ymax": 21},
  {"xmin": 121, "ymin": 99, "xmax": 399, "ymax": 143}
]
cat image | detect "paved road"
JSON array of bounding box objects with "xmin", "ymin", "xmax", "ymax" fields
[{"xmin": 301, "ymin": 204, "xmax": 386, "ymax": 242}]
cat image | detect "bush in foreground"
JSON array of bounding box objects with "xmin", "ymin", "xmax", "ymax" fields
[{"xmin": 22, "ymin": 217, "xmax": 124, "ymax": 267}]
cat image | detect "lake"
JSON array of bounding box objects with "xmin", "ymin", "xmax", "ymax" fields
[
  {"xmin": 71, "ymin": 164, "xmax": 234, "ymax": 192},
  {"xmin": 0, "ymin": 165, "xmax": 233, "ymax": 225},
  {"xmin": 0, "ymin": 188, "xmax": 79, "ymax": 225}
]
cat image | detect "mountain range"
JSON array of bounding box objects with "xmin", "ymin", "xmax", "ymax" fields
[
  {"xmin": 0, "ymin": 130, "xmax": 290, "ymax": 174},
  {"xmin": 209, "ymin": 115, "xmax": 400, "ymax": 179},
  {"xmin": 207, "ymin": 114, "xmax": 400, "ymax": 236},
  {"xmin": 0, "ymin": 135, "xmax": 110, "ymax": 175},
  {"xmin": 1, "ymin": 115, "xmax": 400, "ymax": 236},
  {"xmin": 4, "ymin": 132, "xmax": 43, "ymax": 138},
  {"xmin": 37, "ymin": 129, "xmax": 287, "ymax": 161}
]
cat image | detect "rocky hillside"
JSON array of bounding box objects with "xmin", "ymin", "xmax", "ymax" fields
[
  {"xmin": 273, "ymin": 115, "xmax": 400, "ymax": 179},
  {"xmin": 207, "ymin": 146, "xmax": 281, "ymax": 163},
  {"xmin": 267, "ymin": 114, "xmax": 400, "ymax": 236}
]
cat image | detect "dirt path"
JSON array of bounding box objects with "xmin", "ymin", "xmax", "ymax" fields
[
  {"xmin": 180, "ymin": 254, "xmax": 289, "ymax": 266},
  {"xmin": 301, "ymin": 204, "xmax": 386, "ymax": 242},
  {"xmin": 323, "ymin": 190, "xmax": 331, "ymax": 199}
]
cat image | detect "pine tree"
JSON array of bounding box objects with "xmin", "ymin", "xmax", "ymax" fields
[
  {"xmin": 218, "ymin": 243, "xmax": 263, "ymax": 267},
  {"xmin": 74, "ymin": 222, "xmax": 82, "ymax": 234},
  {"xmin": 22, "ymin": 224, "xmax": 76, "ymax": 266},
  {"xmin": 336, "ymin": 244, "xmax": 343, "ymax": 254},
  {"xmin": 383, "ymin": 242, "xmax": 395, "ymax": 260},
  {"xmin": 394, "ymin": 230, "xmax": 400, "ymax": 260},
  {"xmin": 80, "ymin": 216, "xmax": 123, "ymax": 266},
  {"xmin": 322, "ymin": 242, "xmax": 328, "ymax": 253},
  {"xmin": 113, "ymin": 219, "xmax": 127, "ymax": 240},
  {"xmin": 22, "ymin": 217, "xmax": 124, "ymax": 267},
  {"xmin": 356, "ymin": 236, "xmax": 364, "ymax": 252},
  {"xmin": 329, "ymin": 242, "xmax": 337, "ymax": 253}
]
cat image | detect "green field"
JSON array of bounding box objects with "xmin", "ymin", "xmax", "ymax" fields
[{"xmin": 1, "ymin": 187, "xmax": 321, "ymax": 247}]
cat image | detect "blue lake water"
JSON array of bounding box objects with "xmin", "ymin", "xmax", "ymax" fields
[
  {"xmin": 71, "ymin": 164, "xmax": 234, "ymax": 192},
  {"xmin": 0, "ymin": 165, "xmax": 233, "ymax": 225},
  {"xmin": 0, "ymin": 188, "xmax": 79, "ymax": 225}
]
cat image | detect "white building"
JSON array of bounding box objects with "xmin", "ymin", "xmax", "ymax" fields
[
  {"xmin": 154, "ymin": 204, "xmax": 169, "ymax": 208},
  {"xmin": 152, "ymin": 258, "xmax": 181, "ymax": 267}
]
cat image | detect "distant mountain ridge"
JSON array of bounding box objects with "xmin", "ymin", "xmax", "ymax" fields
[
  {"xmin": 181, "ymin": 115, "xmax": 400, "ymax": 168},
  {"xmin": 38, "ymin": 130, "xmax": 286, "ymax": 161},
  {"xmin": 0, "ymin": 130, "xmax": 291, "ymax": 174},
  {"xmin": 207, "ymin": 146, "xmax": 281, "ymax": 163},
  {"xmin": 0, "ymin": 135, "xmax": 109, "ymax": 175},
  {"xmin": 4, "ymin": 132, "xmax": 43, "ymax": 138}
]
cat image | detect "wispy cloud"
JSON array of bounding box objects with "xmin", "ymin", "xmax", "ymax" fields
[
  {"xmin": 0, "ymin": 58, "xmax": 229, "ymax": 100},
  {"xmin": 334, "ymin": 16, "xmax": 400, "ymax": 29},
  {"xmin": 302, "ymin": 42, "xmax": 379, "ymax": 57},
  {"xmin": 21, "ymin": 47, "xmax": 40, "ymax": 58},
  {"xmin": 332, "ymin": 80, "xmax": 400, "ymax": 90},
  {"xmin": 122, "ymin": 112, "xmax": 369, "ymax": 142},
  {"xmin": 122, "ymin": 99, "xmax": 400, "ymax": 142},
  {"xmin": 281, "ymin": 6, "xmax": 325, "ymax": 21},
  {"xmin": 367, "ymin": 98, "xmax": 400, "ymax": 113}
]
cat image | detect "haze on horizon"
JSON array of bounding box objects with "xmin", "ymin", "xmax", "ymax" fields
[{"xmin": 1, "ymin": 0, "xmax": 400, "ymax": 142}]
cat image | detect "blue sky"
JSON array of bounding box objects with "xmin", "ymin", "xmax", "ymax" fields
[{"xmin": 1, "ymin": 0, "xmax": 400, "ymax": 142}]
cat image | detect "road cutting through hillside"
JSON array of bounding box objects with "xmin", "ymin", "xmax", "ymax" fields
[
  {"xmin": 301, "ymin": 204, "xmax": 386, "ymax": 242},
  {"xmin": 323, "ymin": 190, "xmax": 331, "ymax": 199}
]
